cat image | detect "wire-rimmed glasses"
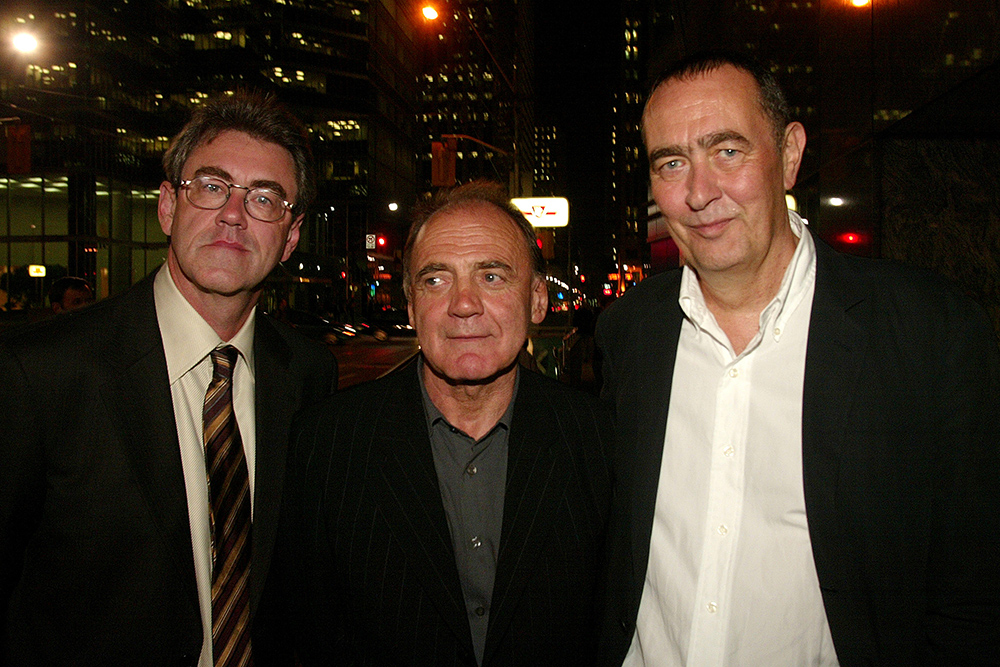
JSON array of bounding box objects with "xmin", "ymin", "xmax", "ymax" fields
[{"xmin": 178, "ymin": 175, "xmax": 295, "ymax": 222}]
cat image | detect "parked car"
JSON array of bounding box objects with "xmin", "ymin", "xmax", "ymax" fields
[
  {"xmin": 283, "ymin": 309, "xmax": 357, "ymax": 345},
  {"xmin": 357, "ymin": 309, "xmax": 415, "ymax": 341}
]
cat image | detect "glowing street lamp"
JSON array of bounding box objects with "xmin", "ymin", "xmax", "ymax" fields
[
  {"xmin": 421, "ymin": 6, "xmax": 439, "ymax": 20},
  {"xmin": 12, "ymin": 32, "xmax": 38, "ymax": 54}
]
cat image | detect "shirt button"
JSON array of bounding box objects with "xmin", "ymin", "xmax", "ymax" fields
[
  {"xmin": 774, "ymin": 326, "xmax": 782, "ymax": 337},
  {"xmin": 723, "ymin": 446, "xmax": 735, "ymax": 458},
  {"xmin": 475, "ymin": 606, "xmax": 486, "ymax": 617},
  {"xmin": 717, "ymin": 525, "xmax": 728, "ymax": 536},
  {"xmin": 466, "ymin": 463, "xmax": 477, "ymax": 476},
  {"xmin": 728, "ymin": 368, "xmax": 739, "ymax": 378},
  {"xmin": 470, "ymin": 535, "xmax": 482, "ymax": 549},
  {"xmin": 707, "ymin": 602, "xmax": 718, "ymax": 613}
]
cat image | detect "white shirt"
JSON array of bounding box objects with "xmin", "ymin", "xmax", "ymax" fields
[
  {"xmin": 624, "ymin": 212, "xmax": 839, "ymax": 667},
  {"xmin": 154, "ymin": 265, "xmax": 257, "ymax": 667}
]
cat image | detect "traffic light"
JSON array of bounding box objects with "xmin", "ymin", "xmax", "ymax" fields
[
  {"xmin": 431, "ymin": 137, "xmax": 457, "ymax": 187},
  {"xmin": 536, "ymin": 229, "xmax": 554, "ymax": 260},
  {"xmin": 377, "ymin": 235, "xmax": 387, "ymax": 249}
]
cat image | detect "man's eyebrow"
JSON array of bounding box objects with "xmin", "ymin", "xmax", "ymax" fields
[
  {"xmin": 475, "ymin": 260, "xmax": 514, "ymax": 272},
  {"xmin": 699, "ymin": 130, "xmax": 750, "ymax": 149},
  {"xmin": 192, "ymin": 167, "xmax": 289, "ymax": 198},
  {"xmin": 648, "ymin": 145, "xmax": 684, "ymax": 164},
  {"xmin": 648, "ymin": 131, "xmax": 751, "ymax": 164},
  {"xmin": 415, "ymin": 262, "xmax": 448, "ymax": 278}
]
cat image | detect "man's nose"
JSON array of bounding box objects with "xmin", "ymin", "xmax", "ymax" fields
[
  {"xmin": 217, "ymin": 190, "xmax": 249, "ymax": 228},
  {"xmin": 685, "ymin": 161, "xmax": 722, "ymax": 211},
  {"xmin": 448, "ymin": 279, "xmax": 484, "ymax": 318}
]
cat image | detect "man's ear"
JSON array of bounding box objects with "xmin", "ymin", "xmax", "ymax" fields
[
  {"xmin": 782, "ymin": 122, "xmax": 807, "ymax": 191},
  {"xmin": 280, "ymin": 216, "xmax": 303, "ymax": 262},
  {"xmin": 158, "ymin": 181, "xmax": 177, "ymax": 237},
  {"xmin": 530, "ymin": 277, "xmax": 548, "ymax": 324}
]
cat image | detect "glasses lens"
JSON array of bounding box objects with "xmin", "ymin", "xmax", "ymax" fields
[
  {"xmin": 186, "ymin": 176, "xmax": 229, "ymax": 210},
  {"xmin": 245, "ymin": 188, "xmax": 286, "ymax": 222}
]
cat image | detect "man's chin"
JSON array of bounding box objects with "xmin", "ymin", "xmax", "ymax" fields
[{"xmin": 424, "ymin": 355, "xmax": 519, "ymax": 388}]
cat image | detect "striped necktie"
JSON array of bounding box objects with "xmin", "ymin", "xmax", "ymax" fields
[{"xmin": 204, "ymin": 345, "xmax": 252, "ymax": 667}]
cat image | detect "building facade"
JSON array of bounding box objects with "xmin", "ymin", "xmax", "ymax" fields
[{"xmin": 1, "ymin": 0, "xmax": 421, "ymax": 315}]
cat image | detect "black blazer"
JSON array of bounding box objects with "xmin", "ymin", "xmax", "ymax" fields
[
  {"xmin": 260, "ymin": 360, "xmax": 613, "ymax": 666},
  {"xmin": 0, "ymin": 272, "xmax": 337, "ymax": 666},
  {"xmin": 595, "ymin": 234, "xmax": 1000, "ymax": 666}
]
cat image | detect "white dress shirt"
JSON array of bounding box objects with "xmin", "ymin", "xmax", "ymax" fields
[
  {"xmin": 154, "ymin": 265, "xmax": 257, "ymax": 667},
  {"xmin": 624, "ymin": 212, "xmax": 839, "ymax": 666}
]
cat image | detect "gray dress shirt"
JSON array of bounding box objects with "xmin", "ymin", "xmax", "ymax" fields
[{"xmin": 420, "ymin": 361, "xmax": 518, "ymax": 666}]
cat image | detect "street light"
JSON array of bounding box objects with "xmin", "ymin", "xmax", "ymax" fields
[
  {"xmin": 12, "ymin": 32, "xmax": 38, "ymax": 54},
  {"xmin": 421, "ymin": 2, "xmax": 523, "ymax": 194}
]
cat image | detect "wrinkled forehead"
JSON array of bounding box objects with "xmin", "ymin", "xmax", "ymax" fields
[{"xmin": 416, "ymin": 201, "xmax": 527, "ymax": 254}]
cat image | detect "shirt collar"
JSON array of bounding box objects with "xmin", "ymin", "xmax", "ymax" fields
[
  {"xmin": 678, "ymin": 210, "xmax": 817, "ymax": 344},
  {"xmin": 154, "ymin": 264, "xmax": 257, "ymax": 384},
  {"xmin": 417, "ymin": 355, "xmax": 519, "ymax": 437}
]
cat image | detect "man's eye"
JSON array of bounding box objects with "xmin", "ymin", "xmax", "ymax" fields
[
  {"xmin": 251, "ymin": 190, "xmax": 278, "ymax": 206},
  {"xmin": 424, "ymin": 276, "xmax": 442, "ymax": 287},
  {"xmin": 655, "ymin": 159, "xmax": 683, "ymax": 174},
  {"xmin": 202, "ymin": 181, "xmax": 224, "ymax": 194},
  {"xmin": 720, "ymin": 148, "xmax": 739, "ymax": 158}
]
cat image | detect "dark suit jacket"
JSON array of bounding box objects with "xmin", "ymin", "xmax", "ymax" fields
[
  {"xmin": 595, "ymin": 235, "xmax": 1000, "ymax": 666},
  {"xmin": 260, "ymin": 360, "xmax": 613, "ymax": 666},
  {"xmin": 0, "ymin": 272, "xmax": 337, "ymax": 666}
]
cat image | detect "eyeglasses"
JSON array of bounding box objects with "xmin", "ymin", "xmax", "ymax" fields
[{"xmin": 178, "ymin": 175, "xmax": 295, "ymax": 222}]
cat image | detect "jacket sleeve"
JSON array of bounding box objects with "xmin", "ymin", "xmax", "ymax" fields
[
  {"xmin": 923, "ymin": 299, "xmax": 1000, "ymax": 663},
  {"xmin": 0, "ymin": 343, "xmax": 45, "ymax": 660}
]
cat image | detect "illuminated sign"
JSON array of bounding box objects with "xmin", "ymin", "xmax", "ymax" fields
[
  {"xmin": 511, "ymin": 197, "xmax": 569, "ymax": 228},
  {"xmin": 28, "ymin": 265, "xmax": 46, "ymax": 277}
]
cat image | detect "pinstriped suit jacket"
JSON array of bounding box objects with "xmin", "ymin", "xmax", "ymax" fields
[{"xmin": 262, "ymin": 359, "xmax": 613, "ymax": 666}]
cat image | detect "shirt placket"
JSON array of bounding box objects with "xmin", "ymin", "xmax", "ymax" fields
[{"xmin": 687, "ymin": 353, "xmax": 752, "ymax": 666}]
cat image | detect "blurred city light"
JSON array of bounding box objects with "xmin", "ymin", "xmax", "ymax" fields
[
  {"xmin": 421, "ymin": 5, "xmax": 439, "ymax": 20},
  {"xmin": 13, "ymin": 33, "xmax": 38, "ymax": 54}
]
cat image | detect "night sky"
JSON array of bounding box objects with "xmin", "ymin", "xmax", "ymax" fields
[{"xmin": 534, "ymin": 0, "xmax": 620, "ymax": 279}]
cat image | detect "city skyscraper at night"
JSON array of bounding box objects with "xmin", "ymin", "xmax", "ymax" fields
[
  {"xmin": 1, "ymin": 0, "xmax": 421, "ymax": 313},
  {"xmin": 417, "ymin": 0, "xmax": 534, "ymax": 196}
]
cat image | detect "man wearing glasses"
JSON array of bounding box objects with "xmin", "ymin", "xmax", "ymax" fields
[{"xmin": 0, "ymin": 91, "xmax": 336, "ymax": 666}]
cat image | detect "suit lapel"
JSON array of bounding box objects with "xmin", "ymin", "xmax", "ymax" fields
[
  {"xmin": 625, "ymin": 278, "xmax": 684, "ymax": 595},
  {"xmin": 100, "ymin": 276, "xmax": 199, "ymax": 611},
  {"xmin": 373, "ymin": 364, "xmax": 474, "ymax": 653},
  {"xmin": 483, "ymin": 371, "xmax": 569, "ymax": 664},
  {"xmin": 802, "ymin": 236, "xmax": 869, "ymax": 592},
  {"xmin": 250, "ymin": 315, "xmax": 294, "ymax": 609}
]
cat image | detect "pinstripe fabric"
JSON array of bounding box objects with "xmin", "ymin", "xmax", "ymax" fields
[
  {"xmin": 266, "ymin": 360, "xmax": 613, "ymax": 666},
  {"xmin": 204, "ymin": 346, "xmax": 252, "ymax": 667}
]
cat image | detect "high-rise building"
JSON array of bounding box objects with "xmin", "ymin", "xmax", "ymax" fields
[
  {"xmin": 417, "ymin": 0, "xmax": 534, "ymax": 196},
  {"xmin": 609, "ymin": 0, "xmax": 651, "ymax": 293},
  {"xmin": 0, "ymin": 0, "xmax": 421, "ymax": 313},
  {"xmin": 624, "ymin": 0, "xmax": 999, "ymax": 273},
  {"xmin": 532, "ymin": 123, "xmax": 558, "ymax": 196}
]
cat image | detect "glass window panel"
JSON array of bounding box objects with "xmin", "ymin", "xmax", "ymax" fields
[
  {"xmin": 10, "ymin": 178, "xmax": 44, "ymax": 236},
  {"xmin": 46, "ymin": 243, "xmax": 69, "ymax": 272},
  {"xmin": 44, "ymin": 175, "xmax": 70, "ymax": 235},
  {"xmin": 95, "ymin": 179, "xmax": 111, "ymax": 238},
  {"xmin": 112, "ymin": 184, "xmax": 132, "ymax": 241}
]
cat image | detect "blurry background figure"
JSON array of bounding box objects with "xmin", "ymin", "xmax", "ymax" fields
[{"xmin": 48, "ymin": 277, "xmax": 94, "ymax": 314}]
